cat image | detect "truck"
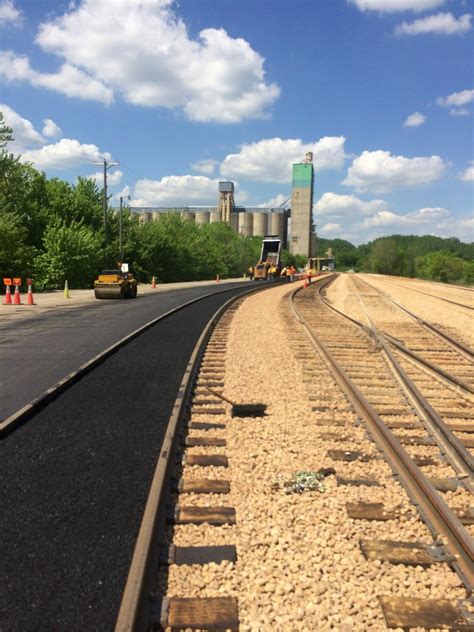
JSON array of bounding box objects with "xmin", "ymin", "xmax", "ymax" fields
[{"xmin": 253, "ymin": 235, "xmax": 282, "ymax": 280}]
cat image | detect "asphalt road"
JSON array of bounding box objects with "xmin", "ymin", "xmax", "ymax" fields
[
  {"xmin": 0, "ymin": 281, "xmax": 252, "ymax": 420},
  {"xmin": 0, "ymin": 284, "xmax": 256, "ymax": 632}
]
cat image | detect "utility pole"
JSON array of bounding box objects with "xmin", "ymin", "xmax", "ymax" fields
[
  {"xmin": 94, "ymin": 158, "xmax": 118, "ymax": 239},
  {"xmin": 119, "ymin": 194, "xmax": 131, "ymax": 263}
]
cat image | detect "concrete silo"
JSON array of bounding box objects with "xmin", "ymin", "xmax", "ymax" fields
[
  {"xmin": 181, "ymin": 210, "xmax": 196, "ymax": 222},
  {"xmin": 210, "ymin": 210, "xmax": 220, "ymax": 223},
  {"xmin": 195, "ymin": 211, "xmax": 210, "ymax": 225},
  {"xmin": 252, "ymin": 212, "xmax": 268, "ymax": 237},
  {"xmin": 238, "ymin": 212, "xmax": 253, "ymax": 237}
]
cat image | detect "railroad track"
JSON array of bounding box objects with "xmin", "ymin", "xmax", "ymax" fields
[
  {"xmin": 288, "ymin": 275, "xmax": 473, "ymax": 629},
  {"xmin": 366, "ymin": 275, "xmax": 474, "ymax": 312},
  {"xmin": 1, "ymin": 282, "xmax": 272, "ymax": 632}
]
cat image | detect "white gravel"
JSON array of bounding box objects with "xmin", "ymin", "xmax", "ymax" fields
[{"xmin": 161, "ymin": 281, "xmax": 467, "ymax": 631}]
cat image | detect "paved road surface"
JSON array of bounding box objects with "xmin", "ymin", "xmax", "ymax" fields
[{"xmin": 0, "ymin": 281, "xmax": 252, "ymax": 420}]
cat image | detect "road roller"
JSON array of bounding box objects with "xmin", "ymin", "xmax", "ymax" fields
[{"xmin": 94, "ymin": 270, "xmax": 138, "ymax": 299}]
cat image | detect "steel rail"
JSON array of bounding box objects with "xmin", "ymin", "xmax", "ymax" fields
[
  {"xmin": 356, "ymin": 275, "xmax": 474, "ymax": 360},
  {"xmin": 114, "ymin": 282, "xmax": 271, "ymax": 631},
  {"xmin": 0, "ymin": 283, "xmax": 256, "ymax": 438},
  {"xmin": 366, "ymin": 276, "xmax": 474, "ymax": 311},
  {"xmin": 320, "ymin": 275, "xmax": 473, "ymax": 394},
  {"xmin": 348, "ymin": 281, "xmax": 474, "ymax": 483},
  {"xmin": 289, "ymin": 285, "xmax": 474, "ymax": 593},
  {"xmin": 320, "ymin": 275, "xmax": 473, "ymax": 483}
]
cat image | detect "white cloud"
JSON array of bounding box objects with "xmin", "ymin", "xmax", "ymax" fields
[
  {"xmin": 0, "ymin": 51, "xmax": 113, "ymax": 104},
  {"xmin": 0, "ymin": 0, "xmax": 279, "ymax": 122},
  {"xmin": 190, "ymin": 159, "xmax": 218, "ymax": 175},
  {"xmin": 220, "ymin": 136, "xmax": 347, "ymax": 183},
  {"xmin": 314, "ymin": 192, "xmax": 388, "ymax": 216},
  {"xmin": 343, "ymin": 149, "xmax": 446, "ymax": 193},
  {"xmin": 21, "ymin": 138, "xmax": 112, "ymax": 170},
  {"xmin": 130, "ymin": 175, "xmax": 221, "ymax": 207},
  {"xmin": 42, "ymin": 118, "xmax": 63, "ymax": 138},
  {"xmin": 437, "ymin": 88, "xmax": 474, "ymax": 108},
  {"xmin": 257, "ymin": 193, "xmax": 291, "ymax": 208},
  {"xmin": 395, "ymin": 12, "xmax": 472, "ymax": 36},
  {"xmin": 0, "ymin": 0, "xmax": 22, "ymax": 27},
  {"xmin": 87, "ymin": 169, "xmax": 123, "ymax": 186},
  {"xmin": 363, "ymin": 206, "xmax": 449, "ymax": 227},
  {"xmin": 350, "ymin": 0, "xmax": 445, "ymax": 13},
  {"xmin": 0, "ymin": 103, "xmax": 44, "ymax": 147},
  {"xmin": 459, "ymin": 161, "xmax": 474, "ymax": 182},
  {"xmin": 403, "ymin": 112, "xmax": 426, "ymax": 127},
  {"xmin": 319, "ymin": 223, "xmax": 343, "ymax": 235},
  {"xmin": 450, "ymin": 107, "xmax": 471, "ymax": 116}
]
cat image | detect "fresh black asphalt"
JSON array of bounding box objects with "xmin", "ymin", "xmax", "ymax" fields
[
  {"xmin": 0, "ymin": 282, "xmax": 251, "ymax": 420},
  {"xmin": 0, "ymin": 284, "xmax": 256, "ymax": 632}
]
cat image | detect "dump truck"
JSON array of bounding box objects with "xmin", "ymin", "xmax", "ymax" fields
[
  {"xmin": 253, "ymin": 235, "xmax": 282, "ymax": 280},
  {"xmin": 94, "ymin": 269, "xmax": 138, "ymax": 299}
]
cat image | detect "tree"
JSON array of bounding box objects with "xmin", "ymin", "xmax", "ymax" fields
[
  {"xmin": 0, "ymin": 112, "xmax": 13, "ymax": 147},
  {"xmin": 0, "ymin": 213, "xmax": 35, "ymax": 277},
  {"xmin": 35, "ymin": 219, "xmax": 102, "ymax": 288}
]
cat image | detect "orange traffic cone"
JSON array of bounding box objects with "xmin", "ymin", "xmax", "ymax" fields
[
  {"xmin": 3, "ymin": 285, "xmax": 12, "ymax": 304},
  {"xmin": 26, "ymin": 284, "xmax": 36, "ymax": 305},
  {"xmin": 152, "ymin": 276, "xmax": 157, "ymax": 288},
  {"xmin": 12, "ymin": 285, "xmax": 22, "ymax": 304},
  {"xmin": 216, "ymin": 274, "xmax": 220, "ymax": 283}
]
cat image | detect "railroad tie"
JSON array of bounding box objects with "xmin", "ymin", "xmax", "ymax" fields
[
  {"xmin": 160, "ymin": 596, "xmax": 239, "ymax": 631},
  {"xmin": 378, "ymin": 596, "xmax": 474, "ymax": 631}
]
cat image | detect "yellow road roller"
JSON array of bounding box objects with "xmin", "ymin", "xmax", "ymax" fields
[{"xmin": 94, "ymin": 270, "xmax": 138, "ymax": 299}]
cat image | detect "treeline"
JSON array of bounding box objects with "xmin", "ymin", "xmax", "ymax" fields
[
  {"xmin": 317, "ymin": 235, "xmax": 474, "ymax": 284},
  {"xmin": 0, "ymin": 150, "xmax": 265, "ymax": 288}
]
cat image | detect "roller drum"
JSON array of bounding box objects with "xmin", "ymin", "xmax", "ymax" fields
[{"xmin": 94, "ymin": 286, "xmax": 125, "ymax": 299}]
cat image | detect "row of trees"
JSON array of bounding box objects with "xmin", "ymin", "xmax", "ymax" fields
[
  {"xmin": 316, "ymin": 235, "xmax": 474, "ymax": 284},
  {"xmin": 1, "ymin": 112, "xmax": 472, "ymax": 288}
]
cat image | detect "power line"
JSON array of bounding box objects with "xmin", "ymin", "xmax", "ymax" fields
[{"xmin": 93, "ymin": 158, "xmax": 119, "ymax": 237}]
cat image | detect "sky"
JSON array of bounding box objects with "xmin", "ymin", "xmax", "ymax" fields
[{"xmin": 0, "ymin": 0, "xmax": 472, "ymax": 245}]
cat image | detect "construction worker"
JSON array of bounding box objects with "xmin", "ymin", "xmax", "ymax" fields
[
  {"xmin": 247, "ymin": 265, "xmax": 254, "ymax": 280},
  {"xmin": 280, "ymin": 266, "xmax": 287, "ymax": 279},
  {"xmin": 289, "ymin": 265, "xmax": 296, "ymax": 282}
]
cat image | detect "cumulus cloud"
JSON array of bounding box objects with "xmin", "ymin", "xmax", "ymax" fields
[
  {"xmin": 87, "ymin": 169, "xmax": 123, "ymax": 187},
  {"xmin": 42, "ymin": 118, "xmax": 62, "ymax": 138},
  {"xmin": 343, "ymin": 149, "xmax": 446, "ymax": 193},
  {"xmin": 0, "ymin": 103, "xmax": 44, "ymax": 148},
  {"xmin": 130, "ymin": 175, "xmax": 222, "ymax": 207},
  {"xmin": 220, "ymin": 136, "xmax": 347, "ymax": 183},
  {"xmin": 350, "ymin": 0, "xmax": 445, "ymax": 13},
  {"xmin": 319, "ymin": 223, "xmax": 343, "ymax": 235},
  {"xmin": 314, "ymin": 192, "xmax": 388, "ymax": 217},
  {"xmin": 190, "ymin": 159, "xmax": 218, "ymax": 175},
  {"xmin": 0, "ymin": 0, "xmax": 22, "ymax": 27},
  {"xmin": 450, "ymin": 107, "xmax": 471, "ymax": 116},
  {"xmin": 363, "ymin": 207, "xmax": 449, "ymax": 227},
  {"xmin": 395, "ymin": 12, "xmax": 472, "ymax": 36},
  {"xmin": 438, "ymin": 88, "xmax": 474, "ymax": 108},
  {"xmin": 0, "ymin": 51, "xmax": 113, "ymax": 104},
  {"xmin": 403, "ymin": 112, "xmax": 426, "ymax": 127},
  {"xmin": 257, "ymin": 193, "xmax": 291, "ymax": 208},
  {"xmin": 21, "ymin": 138, "xmax": 112, "ymax": 170},
  {"xmin": 459, "ymin": 161, "xmax": 474, "ymax": 182},
  {"xmin": 0, "ymin": 0, "xmax": 279, "ymax": 122}
]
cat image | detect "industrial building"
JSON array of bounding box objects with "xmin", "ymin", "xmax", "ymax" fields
[{"xmin": 133, "ymin": 154, "xmax": 315, "ymax": 256}]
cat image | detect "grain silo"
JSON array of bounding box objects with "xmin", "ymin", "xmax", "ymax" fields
[
  {"xmin": 252, "ymin": 212, "xmax": 268, "ymax": 236},
  {"xmin": 291, "ymin": 153, "xmax": 314, "ymax": 256},
  {"xmin": 152, "ymin": 211, "xmax": 161, "ymax": 221},
  {"xmin": 210, "ymin": 211, "xmax": 220, "ymax": 223},
  {"xmin": 238, "ymin": 212, "xmax": 253, "ymax": 237},
  {"xmin": 195, "ymin": 211, "xmax": 210, "ymax": 225},
  {"xmin": 139, "ymin": 211, "xmax": 152, "ymax": 224},
  {"xmin": 230, "ymin": 212, "xmax": 239, "ymax": 231},
  {"xmin": 269, "ymin": 211, "xmax": 285, "ymax": 240},
  {"xmin": 181, "ymin": 210, "xmax": 196, "ymax": 222}
]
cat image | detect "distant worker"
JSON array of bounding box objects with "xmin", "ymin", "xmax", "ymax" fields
[
  {"xmin": 289, "ymin": 265, "xmax": 296, "ymax": 282},
  {"xmin": 247, "ymin": 265, "xmax": 254, "ymax": 280},
  {"xmin": 280, "ymin": 266, "xmax": 287, "ymax": 279}
]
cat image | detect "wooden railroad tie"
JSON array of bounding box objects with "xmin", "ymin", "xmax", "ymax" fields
[
  {"xmin": 177, "ymin": 478, "xmax": 230, "ymax": 494},
  {"xmin": 162, "ymin": 544, "xmax": 237, "ymax": 566},
  {"xmin": 160, "ymin": 596, "xmax": 239, "ymax": 631},
  {"xmin": 189, "ymin": 421, "xmax": 226, "ymax": 430},
  {"xmin": 379, "ymin": 596, "xmax": 474, "ymax": 631},
  {"xmin": 184, "ymin": 436, "xmax": 226, "ymax": 447},
  {"xmin": 360, "ymin": 539, "xmax": 453, "ymax": 567},
  {"xmin": 346, "ymin": 502, "xmax": 399, "ymax": 521},
  {"xmin": 328, "ymin": 449, "xmax": 373, "ymax": 462},
  {"xmin": 183, "ymin": 454, "xmax": 229, "ymax": 467},
  {"xmin": 336, "ymin": 476, "xmax": 382, "ymax": 487},
  {"xmin": 173, "ymin": 505, "xmax": 236, "ymax": 525}
]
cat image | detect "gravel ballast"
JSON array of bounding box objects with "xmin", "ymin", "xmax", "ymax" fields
[{"xmin": 162, "ymin": 281, "xmax": 466, "ymax": 631}]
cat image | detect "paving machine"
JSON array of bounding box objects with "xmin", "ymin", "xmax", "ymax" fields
[{"xmin": 94, "ymin": 270, "xmax": 138, "ymax": 299}]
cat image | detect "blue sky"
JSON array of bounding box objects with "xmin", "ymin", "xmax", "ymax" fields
[{"xmin": 0, "ymin": 0, "xmax": 472, "ymax": 244}]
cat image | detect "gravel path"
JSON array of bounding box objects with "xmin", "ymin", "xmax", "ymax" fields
[{"xmin": 161, "ymin": 281, "xmax": 466, "ymax": 631}]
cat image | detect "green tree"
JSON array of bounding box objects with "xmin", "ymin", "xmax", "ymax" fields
[
  {"xmin": 0, "ymin": 112, "xmax": 13, "ymax": 147},
  {"xmin": 35, "ymin": 219, "xmax": 102, "ymax": 288},
  {"xmin": 0, "ymin": 213, "xmax": 35, "ymax": 277}
]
